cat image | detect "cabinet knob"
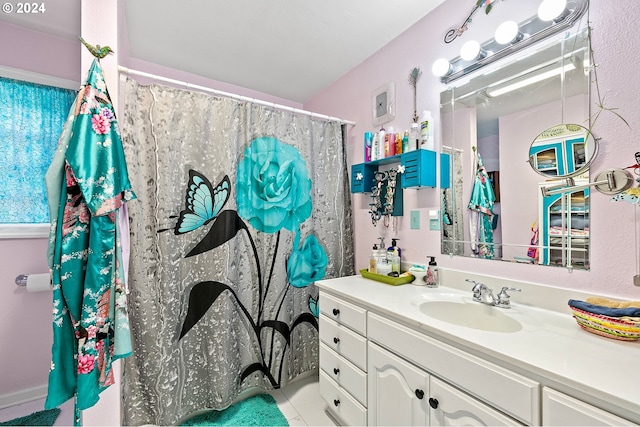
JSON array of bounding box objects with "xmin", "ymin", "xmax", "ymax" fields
[
  {"xmin": 333, "ymin": 399, "xmax": 340, "ymax": 407},
  {"xmin": 333, "ymin": 337, "xmax": 340, "ymax": 344},
  {"xmin": 333, "ymin": 368, "xmax": 340, "ymax": 375},
  {"xmin": 415, "ymin": 389, "xmax": 424, "ymax": 399},
  {"xmin": 332, "ymin": 308, "xmax": 340, "ymax": 316},
  {"xmin": 429, "ymin": 398, "xmax": 439, "ymax": 409}
]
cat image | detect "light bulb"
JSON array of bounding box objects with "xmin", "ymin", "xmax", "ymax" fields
[
  {"xmin": 495, "ymin": 21, "xmax": 521, "ymax": 45},
  {"xmin": 460, "ymin": 40, "xmax": 483, "ymax": 61},
  {"xmin": 432, "ymin": 58, "xmax": 452, "ymax": 77},
  {"xmin": 538, "ymin": 0, "xmax": 568, "ymax": 21}
]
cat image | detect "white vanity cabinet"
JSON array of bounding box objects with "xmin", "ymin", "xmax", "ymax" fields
[
  {"xmin": 542, "ymin": 388, "xmax": 638, "ymax": 426},
  {"xmin": 317, "ymin": 279, "xmax": 639, "ymax": 427},
  {"xmin": 318, "ymin": 292, "xmax": 368, "ymax": 425},
  {"xmin": 368, "ymin": 342, "xmax": 430, "ymax": 426}
]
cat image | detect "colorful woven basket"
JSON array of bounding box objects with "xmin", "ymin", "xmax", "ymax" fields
[{"xmin": 569, "ymin": 305, "xmax": 640, "ymax": 341}]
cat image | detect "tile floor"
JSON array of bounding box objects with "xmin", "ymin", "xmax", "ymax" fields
[
  {"xmin": 0, "ymin": 373, "xmax": 337, "ymax": 426},
  {"xmin": 269, "ymin": 372, "xmax": 338, "ymax": 426}
]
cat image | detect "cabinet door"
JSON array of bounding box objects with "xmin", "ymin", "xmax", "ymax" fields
[
  {"xmin": 542, "ymin": 388, "xmax": 637, "ymax": 426},
  {"xmin": 368, "ymin": 342, "xmax": 429, "ymax": 426},
  {"xmin": 429, "ymin": 376, "xmax": 523, "ymax": 426}
]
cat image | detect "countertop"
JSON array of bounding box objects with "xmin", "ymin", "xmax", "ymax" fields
[{"xmin": 316, "ymin": 274, "xmax": 640, "ymax": 423}]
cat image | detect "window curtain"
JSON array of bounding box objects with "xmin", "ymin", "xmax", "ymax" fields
[
  {"xmin": 120, "ymin": 76, "xmax": 354, "ymax": 426},
  {"xmin": 0, "ymin": 76, "xmax": 76, "ymax": 224}
]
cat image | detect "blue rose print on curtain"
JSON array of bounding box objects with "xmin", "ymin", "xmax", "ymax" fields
[
  {"xmin": 171, "ymin": 136, "xmax": 327, "ymax": 387},
  {"xmin": 237, "ymin": 136, "xmax": 312, "ymax": 233}
]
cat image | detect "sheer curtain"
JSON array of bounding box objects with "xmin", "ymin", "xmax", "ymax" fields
[
  {"xmin": 0, "ymin": 76, "xmax": 75, "ymax": 228},
  {"xmin": 120, "ymin": 76, "xmax": 354, "ymax": 425}
]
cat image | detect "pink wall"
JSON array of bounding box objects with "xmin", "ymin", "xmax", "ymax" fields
[{"xmin": 305, "ymin": 0, "xmax": 640, "ymax": 299}]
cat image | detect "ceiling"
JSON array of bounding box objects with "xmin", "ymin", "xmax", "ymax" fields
[{"xmin": 1, "ymin": 0, "xmax": 444, "ymax": 103}]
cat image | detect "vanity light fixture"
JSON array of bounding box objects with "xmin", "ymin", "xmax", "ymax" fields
[
  {"xmin": 494, "ymin": 21, "xmax": 523, "ymax": 45},
  {"xmin": 432, "ymin": 58, "xmax": 453, "ymax": 78},
  {"xmin": 432, "ymin": 0, "xmax": 587, "ymax": 84},
  {"xmin": 486, "ymin": 62, "xmax": 576, "ymax": 97},
  {"xmin": 538, "ymin": 0, "xmax": 569, "ymax": 22},
  {"xmin": 460, "ymin": 40, "xmax": 486, "ymax": 61}
]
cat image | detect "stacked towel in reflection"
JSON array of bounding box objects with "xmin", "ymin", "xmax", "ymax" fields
[{"xmin": 568, "ymin": 298, "xmax": 640, "ymax": 341}]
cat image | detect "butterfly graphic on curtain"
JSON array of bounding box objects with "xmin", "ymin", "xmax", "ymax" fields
[{"xmin": 174, "ymin": 170, "xmax": 231, "ymax": 234}]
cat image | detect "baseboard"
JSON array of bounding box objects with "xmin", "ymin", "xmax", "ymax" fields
[{"xmin": 0, "ymin": 384, "xmax": 48, "ymax": 410}]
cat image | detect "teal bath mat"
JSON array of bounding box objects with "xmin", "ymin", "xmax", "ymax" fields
[
  {"xmin": 181, "ymin": 394, "xmax": 288, "ymax": 426},
  {"xmin": 0, "ymin": 408, "xmax": 61, "ymax": 426}
]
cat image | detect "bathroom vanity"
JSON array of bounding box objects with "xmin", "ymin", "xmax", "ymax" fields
[{"xmin": 316, "ymin": 272, "xmax": 639, "ymax": 426}]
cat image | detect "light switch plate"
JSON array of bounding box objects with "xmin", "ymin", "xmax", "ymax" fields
[
  {"xmin": 429, "ymin": 209, "xmax": 440, "ymax": 231},
  {"xmin": 410, "ymin": 210, "xmax": 420, "ymax": 229}
]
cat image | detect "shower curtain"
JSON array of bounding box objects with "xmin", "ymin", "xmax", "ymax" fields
[
  {"xmin": 441, "ymin": 147, "xmax": 464, "ymax": 256},
  {"xmin": 120, "ymin": 77, "xmax": 354, "ymax": 425}
]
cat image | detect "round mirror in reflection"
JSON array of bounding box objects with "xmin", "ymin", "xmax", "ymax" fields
[{"xmin": 528, "ymin": 124, "xmax": 597, "ymax": 178}]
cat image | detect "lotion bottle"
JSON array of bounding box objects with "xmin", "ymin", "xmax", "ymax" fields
[
  {"xmin": 425, "ymin": 256, "xmax": 439, "ymax": 287},
  {"xmin": 420, "ymin": 110, "xmax": 435, "ymax": 151}
]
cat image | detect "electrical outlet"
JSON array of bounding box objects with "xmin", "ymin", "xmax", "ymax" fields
[{"xmin": 410, "ymin": 211, "xmax": 420, "ymax": 229}]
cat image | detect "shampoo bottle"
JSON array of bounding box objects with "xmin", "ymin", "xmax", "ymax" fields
[
  {"xmin": 425, "ymin": 256, "xmax": 439, "ymax": 287},
  {"xmin": 378, "ymin": 127, "xmax": 386, "ymax": 159},
  {"xmin": 420, "ymin": 110, "xmax": 435, "ymax": 151},
  {"xmin": 371, "ymin": 132, "xmax": 379, "ymax": 161},
  {"xmin": 409, "ymin": 122, "xmax": 420, "ymax": 152},
  {"xmin": 386, "ymin": 126, "xmax": 396, "ymax": 157},
  {"xmin": 364, "ymin": 132, "xmax": 373, "ymax": 162},
  {"xmin": 387, "ymin": 238, "xmax": 401, "ymax": 273},
  {"xmin": 402, "ymin": 131, "xmax": 409, "ymax": 153}
]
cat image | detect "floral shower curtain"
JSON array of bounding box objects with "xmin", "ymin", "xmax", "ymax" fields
[{"xmin": 120, "ymin": 77, "xmax": 354, "ymax": 425}]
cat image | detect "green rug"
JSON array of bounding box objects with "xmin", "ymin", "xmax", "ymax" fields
[
  {"xmin": 181, "ymin": 394, "xmax": 288, "ymax": 426},
  {"xmin": 0, "ymin": 408, "xmax": 61, "ymax": 426}
]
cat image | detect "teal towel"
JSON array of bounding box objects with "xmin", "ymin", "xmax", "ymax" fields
[
  {"xmin": 181, "ymin": 394, "xmax": 288, "ymax": 426},
  {"xmin": 0, "ymin": 408, "xmax": 61, "ymax": 426},
  {"xmin": 569, "ymin": 299, "xmax": 640, "ymax": 317}
]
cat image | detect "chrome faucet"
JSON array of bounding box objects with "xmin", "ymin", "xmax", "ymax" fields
[{"xmin": 466, "ymin": 279, "xmax": 521, "ymax": 308}]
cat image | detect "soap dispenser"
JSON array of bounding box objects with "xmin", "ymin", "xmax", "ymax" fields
[{"xmin": 425, "ymin": 256, "xmax": 439, "ymax": 288}]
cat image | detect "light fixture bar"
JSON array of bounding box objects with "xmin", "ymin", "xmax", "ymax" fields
[{"xmin": 437, "ymin": 0, "xmax": 588, "ymax": 84}]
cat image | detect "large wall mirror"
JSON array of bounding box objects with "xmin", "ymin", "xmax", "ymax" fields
[{"xmin": 440, "ymin": 12, "xmax": 591, "ymax": 270}]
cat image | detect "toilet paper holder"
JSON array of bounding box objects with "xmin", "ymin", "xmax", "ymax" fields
[{"xmin": 15, "ymin": 274, "xmax": 29, "ymax": 286}]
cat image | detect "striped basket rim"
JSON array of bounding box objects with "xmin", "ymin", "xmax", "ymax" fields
[{"xmin": 573, "ymin": 315, "xmax": 640, "ymax": 340}]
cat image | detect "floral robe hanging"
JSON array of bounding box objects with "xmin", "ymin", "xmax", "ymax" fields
[{"xmin": 44, "ymin": 59, "xmax": 136, "ymax": 411}]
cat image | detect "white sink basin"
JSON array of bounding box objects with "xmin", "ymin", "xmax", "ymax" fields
[{"xmin": 418, "ymin": 300, "xmax": 523, "ymax": 333}]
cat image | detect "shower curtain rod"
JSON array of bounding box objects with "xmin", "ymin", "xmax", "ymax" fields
[{"xmin": 118, "ymin": 66, "xmax": 356, "ymax": 126}]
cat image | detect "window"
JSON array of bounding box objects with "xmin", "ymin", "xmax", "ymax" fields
[{"xmin": 0, "ymin": 68, "xmax": 77, "ymax": 238}]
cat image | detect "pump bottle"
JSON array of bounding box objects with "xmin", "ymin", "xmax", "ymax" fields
[{"xmin": 425, "ymin": 256, "xmax": 439, "ymax": 287}]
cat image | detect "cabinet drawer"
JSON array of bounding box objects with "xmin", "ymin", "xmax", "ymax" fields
[
  {"xmin": 542, "ymin": 387, "xmax": 637, "ymax": 426},
  {"xmin": 320, "ymin": 370, "xmax": 367, "ymax": 426},
  {"xmin": 320, "ymin": 316, "xmax": 367, "ymax": 371},
  {"xmin": 368, "ymin": 312, "xmax": 539, "ymax": 425},
  {"xmin": 320, "ymin": 291, "xmax": 367, "ymax": 335},
  {"xmin": 320, "ymin": 342, "xmax": 367, "ymax": 406}
]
